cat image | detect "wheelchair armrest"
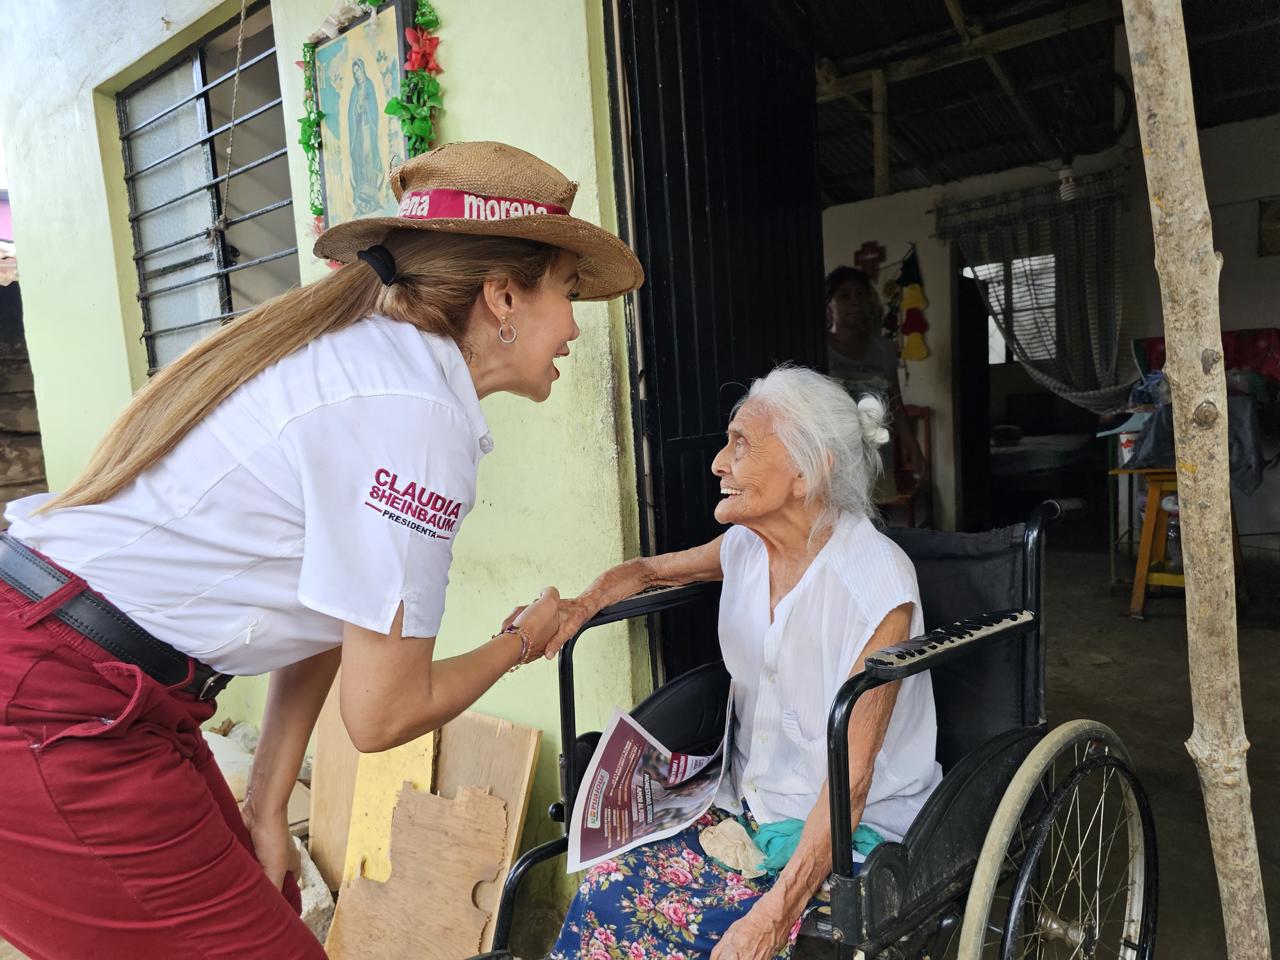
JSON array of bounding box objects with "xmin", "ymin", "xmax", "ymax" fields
[
  {"xmin": 826, "ymin": 609, "xmax": 1035, "ymax": 878},
  {"xmin": 572, "ymin": 581, "xmax": 721, "ymax": 636},
  {"xmin": 863, "ymin": 609, "xmax": 1036, "ymax": 681},
  {"xmin": 556, "ymin": 581, "xmax": 721, "ymax": 835}
]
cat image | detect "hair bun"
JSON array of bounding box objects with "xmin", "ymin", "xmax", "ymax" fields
[{"xmin": 856, "ymin": 395, "xmax": 891, "ymax": 448}]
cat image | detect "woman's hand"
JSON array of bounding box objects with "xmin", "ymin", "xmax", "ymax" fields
[
  {"xmin": 241, "ymin": 802, "xmax": 301, "ymax": 892},
  {"xmin": 710, "ymin": 899, "xmax": 796, "ymax": 960},
  {"xmin": 509, "ymin": 586, "xmax": 562, "ymax": 661},
  {"xmin": 502, "ymin": 589, "xmax": 599, "ymax": 660}
]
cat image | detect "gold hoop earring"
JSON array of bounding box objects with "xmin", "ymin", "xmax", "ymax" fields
[{"xmin": 498, "ymin": 317, "xmax": 518, "ymax": 344}]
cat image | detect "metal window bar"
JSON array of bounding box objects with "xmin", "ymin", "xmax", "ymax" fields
[
  {"xmin": 131, "ymin": 196, "xmax": 293, "ymax": 261},
  {"xmin": 188, "ymin": 47, "xmax": 231, "ymax": 317},
  {"xmin": 142, "ymin": 251, "xmax": 216, "ymax": 282},
  {"xmin": 119, "ymin": 45, "xmax": 277, "ymax": 139},
  {"xmin": 140, "ymin": 247, "xmax": 298, "ymax": 301},
  {"xmin": 127, "ymin": 147, "xmax": 287, "ymax": 223},
  {"xmin": 142, "ymin": 307, "xmax": 251, "ymax": 340},
  {"xmin": 124, "ymin": 96, "xmax": 283, "ymax": 181},
  {"xmin": 193, "ymin": 46, "xmax": 233, "ymax": 317},
  {"xmin": 118, "ymin": 1, "xmax": 295, "ymax": 373}
]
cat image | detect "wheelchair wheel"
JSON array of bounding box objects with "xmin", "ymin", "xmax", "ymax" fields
[{"xmin": 956, "ymin": 720, "xmax": 1157, "ymax": 959}]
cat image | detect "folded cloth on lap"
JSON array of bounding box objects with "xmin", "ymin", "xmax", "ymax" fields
[
  {"xmin": 699, "ymin": 818, "xmax": 768, "ymax": 879},
  {"xmin": 700, "ymin": 815, "xmax": 885, "ymax": 877}
]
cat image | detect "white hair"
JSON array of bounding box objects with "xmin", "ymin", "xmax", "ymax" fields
[{"xmin": 734, "ymin": 364, "xmax": 890, "ymax": 533}]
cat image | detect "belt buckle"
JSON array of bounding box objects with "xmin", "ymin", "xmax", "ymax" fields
[{"xmin": 196, "ymin": 672, "xmax": 226, "ymax": 701}]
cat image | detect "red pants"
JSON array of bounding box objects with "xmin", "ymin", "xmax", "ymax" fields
[{"xmin": 0, "ymin": 572, "xmax": 326, "ymax": 959}]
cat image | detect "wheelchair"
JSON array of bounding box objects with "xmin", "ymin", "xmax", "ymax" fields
[{"xmin": 479, "ymin": 501, "xmax": 1158, "ymax": 959}]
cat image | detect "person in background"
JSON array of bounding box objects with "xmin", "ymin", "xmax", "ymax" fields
[{"xmin": 826, "ymin": 266, "xmax": 925, "ymax": 490}]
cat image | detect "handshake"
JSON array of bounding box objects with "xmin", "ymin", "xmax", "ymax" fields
[{"xmin": 499, "ymin": 586, "xmax": 600, "ymax": 665}]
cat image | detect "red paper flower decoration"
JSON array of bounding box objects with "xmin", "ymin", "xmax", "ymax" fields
[
  {"xmin": 901, "ymin": 307, "xmax": 928, "ymax": 335},
  {"xmin": 405, "ymin": 27, "xmax": 442, "ymax": 74}
]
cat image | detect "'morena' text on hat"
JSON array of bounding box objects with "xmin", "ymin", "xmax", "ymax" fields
[{"xmin": 397, "ymin": 188, "xmax": 569, "ymax": 222}]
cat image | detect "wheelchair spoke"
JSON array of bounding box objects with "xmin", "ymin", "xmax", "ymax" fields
[
  {"xmin": 1013, "ymin": 764, "xmax": 1145, "ymax": 959},
  {"xmin": 1045, "ymin": 771, "xmax": 1082, "ymax": 889},
  {"xmin": 960, "ymin": 725, "xmax": 1151, "ymax": 960},
  {"xmin": 1049, "ymin": 766, "xmax": 1115, "ymax": 921}
]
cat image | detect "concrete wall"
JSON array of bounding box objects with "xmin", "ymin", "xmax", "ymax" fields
[
  {"xmin": 823, "ymin": 112, "xmax": 1280, "ymax": 535},
  {"xmin": 1128, "ymin": 111, "xmax": 1280, "ymax": 338},
  {"xmin": 0, "ymin": 0, "xmax": 644, "ymax": 940}
]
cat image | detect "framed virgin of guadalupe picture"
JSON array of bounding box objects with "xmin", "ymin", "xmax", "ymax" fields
[{"xmin": 312, "ymin": 1, "xmax": 412, "ymax": 227}]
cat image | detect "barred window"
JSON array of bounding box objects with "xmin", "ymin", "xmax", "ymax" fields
[
  {"xmin": 965, "ymin": 255, "xmax": 1058, "ymax": 366},
  {"xmin": 117, "ymin": 2, "xmax": 298, "ymax": 372}
]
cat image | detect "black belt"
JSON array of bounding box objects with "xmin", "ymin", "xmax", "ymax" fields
[{"xmin": 0, "ymin": 534, "xmax": 232, "ymax": 701}]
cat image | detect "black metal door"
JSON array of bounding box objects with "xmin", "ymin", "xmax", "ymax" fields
[{"xmin": 611, "ymin": 0, "xmax": 825, "ymax": 678}]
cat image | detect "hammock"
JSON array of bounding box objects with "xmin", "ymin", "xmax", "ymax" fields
[{"xmin": 936, "ymin": 170, "xmax": 1134, "ymax": 414}]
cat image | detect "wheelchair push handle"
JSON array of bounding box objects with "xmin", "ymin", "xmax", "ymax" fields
[{"xmin": 1052, "ymin": 497, "xmax": 1087, "ymax": 519}]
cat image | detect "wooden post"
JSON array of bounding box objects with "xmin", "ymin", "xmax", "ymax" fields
[
  {"xmin": 871, "ymin": 69, "xmax": 889, "ymax": 197},
  {"xmin": 1121, "ymin": 1, "xmax": 1271, "ymax": 956}
]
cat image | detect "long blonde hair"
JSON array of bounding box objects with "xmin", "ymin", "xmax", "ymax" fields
[{"xmin": 45, "ymin": 230, "xmax": 559, "ymax": 511}]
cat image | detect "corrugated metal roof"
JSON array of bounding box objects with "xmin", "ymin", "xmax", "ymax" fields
[{"xmin": 814, "ymin": 0, "xmax": 1280, "ymax": 204}]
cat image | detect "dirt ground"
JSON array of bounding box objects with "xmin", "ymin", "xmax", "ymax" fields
[{"xmin": 1043, "ymin": 546, "xmax": 1279, "ymax": 956}]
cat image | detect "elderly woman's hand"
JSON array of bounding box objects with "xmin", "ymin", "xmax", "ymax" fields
[
  {"xmin": 710, "ymin": 899, "xmax": 797, "ymax": 960},
  {"xmin": 503, "ymin": 591, "xmax": 604, "ymax": 660},
  {"xmin": 543, "ymin": 593, "xmax": 603, "ymax": 658}
]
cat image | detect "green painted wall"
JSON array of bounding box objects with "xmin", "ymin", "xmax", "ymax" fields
[
  {"xmin": 1, "ymin": 0, "xmax": 644, "ymax": 947},
  {"xmin": 0, "ymin": 1, "xmax": 244, "ymax": 484}
]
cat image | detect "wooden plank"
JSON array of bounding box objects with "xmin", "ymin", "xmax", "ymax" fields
[
  {"xmin": 939, "ymin": 0, "xmax": 1062, "ymax": 160},
  {"xmin": 434, "ymin": 712, "xmax": 541, "ymax": 952},
  {"xmin": 325, "ymin": 784, "xmax": 507, "ymax": 960},
  {"xmin": 815, "ymin": 59, "xmax": 940, "ymax": 186},
  {"xmin": 308, "ymin": 676, "xmax": 359, "ymax": 892},
  {"xmin": 820, "ymin": 0, "xmax": 1122, "ymax": 99},
  {"xmin": 341, "ymin": 732, "xmax": 435, "ymax": 885},
  {"xmin": 871, "ymin": 70, "xmax": 889, "ymax": 197},
  {"xmin": 1128, "ymin": 477, "xmax": 1163, "ymax": 617}
]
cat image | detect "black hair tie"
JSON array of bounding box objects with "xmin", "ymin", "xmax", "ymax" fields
[{"xmin": 357, "ymin": 244, "xmax": 398, "ymax": 286}]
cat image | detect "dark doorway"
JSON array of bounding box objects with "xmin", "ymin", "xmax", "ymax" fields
[
  {"xmin": 609, "ymin": 0, "xmax": 826, "ymax": 679},
  {"xmin": 953, "ymin": 269, "xmax": 992, "ymax": 532}
]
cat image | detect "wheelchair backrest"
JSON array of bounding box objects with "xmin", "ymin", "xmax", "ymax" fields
[{"xmin": 885, "ymin": 523, "xmax": 1036, "ymax": 773}]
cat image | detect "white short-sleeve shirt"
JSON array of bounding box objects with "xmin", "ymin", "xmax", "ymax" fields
[
  {"xmin": 714, "ymin": 514, "xmax": 942, "ymax": 844},
  {"xmin": 5, "ymin": 315, "xmax": 491, "ymax": 676}
]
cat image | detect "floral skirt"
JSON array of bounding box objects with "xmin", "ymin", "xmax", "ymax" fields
[{"xmin": 548, "ymin": 808, "xmax": 802, "ymax": 960}]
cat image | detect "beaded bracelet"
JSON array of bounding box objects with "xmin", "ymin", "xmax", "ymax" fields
[{"xmin": 498, "ymin": 624, "xmax": 532, "ymax": 673}]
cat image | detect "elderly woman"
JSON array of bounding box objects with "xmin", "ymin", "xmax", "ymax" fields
[{"xmin": 545, "ymin": 366, "xmax": 942, "ymax": 960}]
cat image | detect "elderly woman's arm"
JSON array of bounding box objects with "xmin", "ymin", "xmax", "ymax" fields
[
  {"xmin": 537, "ymin": 535, "xmax": 726, "ymax": 656},
  {"xmin": 711, "ymin": 602, "xmax": 915, "ymax": 960}
]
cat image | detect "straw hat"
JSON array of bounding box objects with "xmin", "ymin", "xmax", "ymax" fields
[{"xmin": 314, "ymin": 141, "xmax": 643, "ymax": 301}]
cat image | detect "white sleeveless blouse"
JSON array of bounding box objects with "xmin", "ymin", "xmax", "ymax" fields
[{"xmin": 713, "ymin": 514, "xmax": 942, "ymax": 844}]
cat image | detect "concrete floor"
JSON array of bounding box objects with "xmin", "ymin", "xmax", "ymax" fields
[{"xmin": 1043, "ymin": 546, "xmax": 1280, "ymax": 956}]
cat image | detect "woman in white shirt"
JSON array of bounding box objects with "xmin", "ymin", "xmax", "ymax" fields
[
  {"xmin": 0, "ymin": 142, "xmax": 642, "ymax": 960},
  {"xmin": 547, "ymin": 366, "xmax": 941, "ymax": 960}
]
